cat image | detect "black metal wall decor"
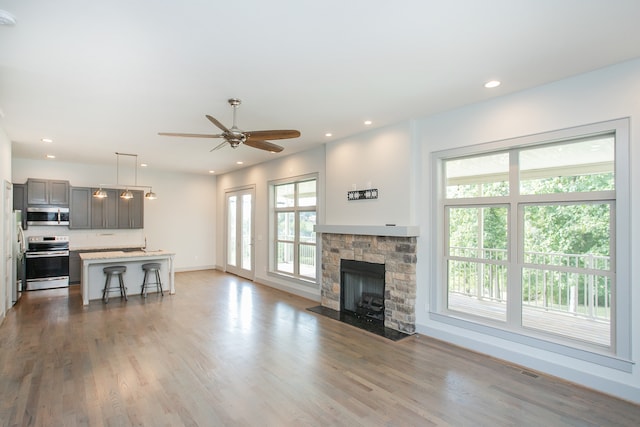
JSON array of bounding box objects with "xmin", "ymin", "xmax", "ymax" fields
[{"xmin": 347, "ymin": 188, "xmax": 378, "ymax": 201}]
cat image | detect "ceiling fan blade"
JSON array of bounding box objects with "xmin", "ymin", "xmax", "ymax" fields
[
  {"xmin": 244, "ymin": 139, "xmax": 284, "ymax": 153},
  {"xmin": 206, "ymin": 115, "xmax": 231, "ymax": 133},
  {"xmin": 244, "ymin": 130, "xmax": 301, "ymax": 141},
  {"xmin": 210, "ymin": 140, "xmax": 229, "ymax": 151},
  {"xmin": 158, "ymin": 132, "xmax": 222, "ymax": 138}
]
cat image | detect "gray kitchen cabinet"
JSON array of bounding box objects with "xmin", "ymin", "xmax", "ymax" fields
[
  {"xmin": 118, "ymin": 190, "xmax": 144, "ymax": 229},
  {"xmin": 69, "ymin": 251, "xmax": 81, "ymax": 284},
  {"xmin": 69, "ymin": 187, "xmax": 92, "ymax": 229},
  {"xmin": 64, "ymin": 186, "xmax": 144, "ymax": 230},
  {"xmin": 13, "ymin": 183, "xmax": 28, "ymax": 229},
  {"xmin": 91, "ymin": 188, "xmax": 119, "ymax": 229},
  {"xmin": 27, "ymin": 178, "xmax": 70, "ymax": 206}
]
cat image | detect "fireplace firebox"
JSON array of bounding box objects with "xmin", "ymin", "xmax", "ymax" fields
[{"xmin": 340, "ymin": 259, "xmax": 385, "ymax": 323}]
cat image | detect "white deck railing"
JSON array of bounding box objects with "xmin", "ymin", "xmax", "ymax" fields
[{"xmin": 448, "ymin": 247, "xmax": 611, "ymax": 321}]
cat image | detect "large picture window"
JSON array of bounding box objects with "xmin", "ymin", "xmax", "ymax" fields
[
  {"xmin": 271, "ymin": 177, "xmax": 317, "ymax": 281},
  {"xmin": 434, "ymin": 120, "xmax": 630, "ymax": 364}
]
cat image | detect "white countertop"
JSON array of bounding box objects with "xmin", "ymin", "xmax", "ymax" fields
[{"xmin": 79, "ymin": 250, "xmax": 174, "ymax": 260}]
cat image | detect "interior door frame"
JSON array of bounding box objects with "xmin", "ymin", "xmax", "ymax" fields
[
  {"xmin": 3, "ymin": 180, "xmax": 12, "ymax": 318},
  {"xmin": 224, "ymin": 185, "xmax": 256, "ymax": 280}
]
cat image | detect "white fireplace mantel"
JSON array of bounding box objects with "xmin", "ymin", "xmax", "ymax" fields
[{"xmin": 314, "ymin": 224, "xmax": 420, "ymax": 237}]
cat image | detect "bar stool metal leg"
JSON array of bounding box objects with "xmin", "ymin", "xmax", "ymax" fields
[
  {"xmin": 141, "ymin": 262, "xmax": 163, "ymax": 298},
  {"xmin": 141, "ymin": 270, "xmax": 149, "ymax": 297},
  {"xmin": 155, "ymin": 269, "xmax": 164, "ymax": 296},
  {"xmin": 119, "ymin": 272, "xmax": 128, "ymax": 300},
  {"xmin": 102, "ymin": 266, "xmax": 127, "ymax": 303}
]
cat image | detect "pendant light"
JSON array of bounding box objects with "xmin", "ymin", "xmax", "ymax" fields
[
  {"xmin": 93, "ymin": 152, "xmax": 157, "ymax": 200},
  {"xmin": 145, "ymin": 189, "xmax": 157, "ymax": 200},
  {"xmin": 93, "ymin": 188, "xmax": 108, "ymax": 198}
]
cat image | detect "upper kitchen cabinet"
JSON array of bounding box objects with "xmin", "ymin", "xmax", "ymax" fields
[
  {"xmin": 27, "ymin": 179, "xmax": 70, "ymax": 206},
  {"xmin": 91, "ymin": 188, "xmax": 119, "ymax": 229},
  {"xmin": 69, "ymin": 187, "xmax": 92, "ymax": 229},
  {"xmin": 13, "ymin": 183, "xmax": 25, "ymax": 211},
  {"xmin": 118, "ymin": 190, "xmax": 144, "ymax": 229},
  {"xmin": 57, "ymin": 185, "xmax": 144, "ymax": 230}
]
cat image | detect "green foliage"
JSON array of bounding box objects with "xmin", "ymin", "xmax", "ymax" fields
[
  {"xmin": 449, "ymin": 207, "xmax": 507, "ymax": 254},
  {"xmin": 521, "ymin": 172, "xmax": 614, "ymax": 195},
  {"xmin": 524, "ymin": 204, "xmax": 610, "ymax": 257},
  {"xmin": 447, "ymin": 180, "xmax": 509, "ymax": 198},
  {"xmin": 448, "ymin": 172, "xmax": 612, "ymax": 315}
]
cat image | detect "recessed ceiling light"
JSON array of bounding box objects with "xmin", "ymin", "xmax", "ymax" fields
[
  {"xmin": 364, "ymin": 120, "xmax": 372, "ymax": 125},
  {"xmin": 484, "ymin": 80, "xmax": 501, "ymax": 88},
  {"xmin": 41, "ymin": 138, "xmax": 53, "ymax": 143},
  {"xmin": 46, "ymin": 154, "xmax": 56, "ymax": 159},
  {"xmin": 325, "ymin": 132, "xmax": 332, "ymax": 137},
  {"xmin": 209, "ymin": 170, "xmax": 215, "ymax": 174},
  {"xmin": 140, "ymin": 163, "xmax": 148, "ymax": 167},
  {"xmin": 236, "ymin": 161, "xmax": 243, "ymax": 165}
]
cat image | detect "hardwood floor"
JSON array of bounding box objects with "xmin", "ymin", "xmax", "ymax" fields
[{"xmin": 1, "ymin": 270, "xmax": 638, "ymax": 426}]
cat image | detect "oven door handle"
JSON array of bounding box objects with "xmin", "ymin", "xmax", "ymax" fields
[{"xmin": 26, "ymin": 250, "xmax": 70, "ymax": 258}]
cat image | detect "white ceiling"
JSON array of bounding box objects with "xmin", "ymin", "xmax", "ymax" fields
[{"xmin": 2, "ymin": 0, "xmax": 640, "ymax": 175}]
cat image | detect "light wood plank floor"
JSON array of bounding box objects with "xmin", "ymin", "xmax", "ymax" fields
[{"xmin": 1, "ymin": 270, "xmax": 638, "ymax": 426}]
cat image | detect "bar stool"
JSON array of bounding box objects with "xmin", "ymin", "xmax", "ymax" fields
[
  {"xmin": 141, "ymin": 262, "xmax": 164, "ymax": 297},
  {"xmin": 102, "ymin": 266, "xmax": 127, "ymax": 303}
]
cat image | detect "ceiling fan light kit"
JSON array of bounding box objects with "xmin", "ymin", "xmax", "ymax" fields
[{"xmin": 158, "ymin": 98, "xmax": 301, "ymax": 153}]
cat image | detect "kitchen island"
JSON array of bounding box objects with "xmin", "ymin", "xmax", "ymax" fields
[{"xmin": 79, "ymin": 250, "xmax": 175, "ymax": 305}]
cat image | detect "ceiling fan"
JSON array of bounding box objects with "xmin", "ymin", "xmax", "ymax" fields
[{"xmin": 158, "ymin": 98, "xmax": 301, "ymax": 153}]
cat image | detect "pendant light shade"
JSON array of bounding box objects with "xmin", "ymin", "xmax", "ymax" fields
[
  {"xmin": 145, "ymin": 189, "xmax": 157, "ymax": 200},
  {"xmin": 120, "ymin": 189, "xmax": 134, "ymax": 199},
  {"xmin": 93, "ymin": 188, "xmax": 108, "ymax": 198}
]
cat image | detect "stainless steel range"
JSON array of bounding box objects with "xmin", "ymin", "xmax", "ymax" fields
[{"xmin": 25, "ymin": 236, "xmax": 70, "ymax": 291}]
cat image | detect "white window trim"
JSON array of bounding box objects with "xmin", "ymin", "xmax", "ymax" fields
[
  {"xmin": 268, "ymin": 173, "xmax": 319, "ymax": 286},
  {"xmin": 430, "ymin": 118, "xmax": 631, "ymax": 371}
]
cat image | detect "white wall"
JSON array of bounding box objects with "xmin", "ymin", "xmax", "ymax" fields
[
  {"xmin": 0, "ymin": 126, "xmax": 12, "ymax": 322},
  {"xmin": 12, "ymin": 158, "xmax": 216, "ymax": 271},
  {"xmin": 414, "ymin": 58, "xmax": 640, "ymax": 403},
  {"xmin": 324, "ymin": 121, "xmax": 415, "ymax": 226},
  {"xmin": 215, "ymin": 146, "xmax": 325, "ymax": 300}
]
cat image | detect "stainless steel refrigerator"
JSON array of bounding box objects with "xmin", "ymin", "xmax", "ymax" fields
[{"xmin": 11, "ymin": 210, "xmax": 26, "ymax": 305}]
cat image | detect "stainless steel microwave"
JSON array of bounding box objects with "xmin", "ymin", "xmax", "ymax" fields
[{"xmin": 26, "ymin": 207, "xmax": 70, "ymax": 226}]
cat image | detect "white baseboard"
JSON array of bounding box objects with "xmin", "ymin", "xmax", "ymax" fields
[
  {"xmin": 175, "ymin": 265, "xmax": 216, "ymax": 273},
  {"xmin": 254, "ymin": 276, "xmax": 321, "ymax": 302}
]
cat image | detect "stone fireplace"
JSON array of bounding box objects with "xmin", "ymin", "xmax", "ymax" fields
[{"xmin": 317, "ymin": 227, "xmax": 418, "ymax": 334}]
